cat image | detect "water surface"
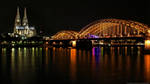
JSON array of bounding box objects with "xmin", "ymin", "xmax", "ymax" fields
[{"xmin": 0, "ymin": 46, "xmax": 150, "ymax": 84}]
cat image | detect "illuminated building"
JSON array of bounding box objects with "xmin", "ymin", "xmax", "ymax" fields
[{"xmin": 13, "ymin": 7, "xmax": 36, "ymax": 38}]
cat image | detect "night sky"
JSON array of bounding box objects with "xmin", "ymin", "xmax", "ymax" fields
[{"xmin": 0, "ymin": 0, "xmax": 149, "ymax": 35}]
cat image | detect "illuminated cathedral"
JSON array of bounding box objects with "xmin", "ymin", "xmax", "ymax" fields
[{"xmin": 13, "ymin": 7, "xmax": 36, "ymax": 38}]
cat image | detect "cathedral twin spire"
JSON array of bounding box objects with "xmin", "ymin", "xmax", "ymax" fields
[
  {"xmin": 14, "ymin": 7, "xmax": 28, "ymax": 28},
  {"xmin": 13, "ymin": 7, "xmax": 36, "ymax": 37}
]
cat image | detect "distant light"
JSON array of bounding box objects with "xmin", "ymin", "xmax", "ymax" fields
[
  {"xmin": 15, "ymin": 35, "xmax": 18, "ymax": 37},
  {"xmin": 12, "ymin": 44, "xmax": 15, "ymax": 46},
  {"xmin": 87, "ymin": 34, "xmax": 99, "ymax": 38},
  {"xmin": 72, "ymin": 41, "xmax": 76, "ymax": 47},
  {"xmin": 30, "ymin": 27, "xmax": 35, "ymax": 30},
  {"xmin": 16, "ymin": 26, "xmax": 24, "ymax": 29},
  {"xmin": 52, "ymin": 42, "xmax": 56, "ymax": 45},
  {"xmin": 46, "ymin": 42, "xmax": 49, "ymax": 44},
  {"xmin": 145, "ymin": 40, "xmax": 150, "ymax": 50},
  {"xmin": 12, "ymin": 48, "xmax": 15, "ymax": 51},
  {"xmin": 148, "ymin": 30, "xmax": 150, "ymax": 34},
  {"xmin": 8, "ymin": 33, "xmax": 11, "ymax": 35},
  {"xmin": 145, "ymin": 40, "xmax": 150, "ymax": 44}
]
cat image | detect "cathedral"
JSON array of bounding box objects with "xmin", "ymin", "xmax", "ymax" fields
[{"xmin": 13, "ymin": 7, "xmax": 36, "ymax": 38}]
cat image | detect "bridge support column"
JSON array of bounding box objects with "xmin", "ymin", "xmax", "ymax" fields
[
  {"xmin": 116, "ymin": 24, "xmax": 120, "ymax": 36},
  {"xmin": 113, "ymin": 25, "xmax": 116, "ymax": 37},
  {"xmin": 124, "ymin": 26, "xmax": 127, "ymax": 36},
  {"xmin": 120, "ymin": 24, "xmax": 123, "ymax": 37},
  {"xmin": 76, "ymin": 40, "xmax": 92, "ymax": 49},
  {"xmin": 137, "ymin": 30, "xmax": 140, "ymax": 35},
  {"xmin": 145, "ymin": 29, "xmax": 150, "ymax": 51},
  {"xmin": 127, "ymin": 27, "xmax": 130, "ymax": 37}
]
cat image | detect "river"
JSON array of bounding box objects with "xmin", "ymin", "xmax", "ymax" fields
[{"xmin": 0, "ymin": 46, "xmax": 150, "ymax": 84}]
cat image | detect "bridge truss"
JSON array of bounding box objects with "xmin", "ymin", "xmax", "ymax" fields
[{"xmin": 52, "ymin": 19, "xmax": 150, "ymax": 40}]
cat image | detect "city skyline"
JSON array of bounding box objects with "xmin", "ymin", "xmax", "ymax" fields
[
  {"xmin": 0, "ymin": 0, "xmax": 149, "ymax": 35},
  {"xmin": 0, "ymin": 0, "xmax": 150, "ymax": 84}
]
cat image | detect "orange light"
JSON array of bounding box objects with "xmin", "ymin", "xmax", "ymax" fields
[
  {"xmin": 148, "ymin": 30, "xmax": 150, "ymax": 34},
  {"xmin": 52, "ymin": 42, "xmax": 56, "ymax": 45},
  {"xmin": 145, "ymin": 40, "xmax": 150, "ymax": 50},
  {"xmin": 144, "ymin": 54, "xmax": 150, "ymax": 81},
  {"xmin": 46, "ymin": 42, "xmax": 49, "ymax": 44},
  {"xmin": 72, "ymin": 41, "xmax": 76, "ymax": 47},
  {"xmin": 146, "ymin": 40, "xmax": 150, "ymax": 44},
  {"xmin": 60, "ymin": 42, "xmax": 63, "ymax": 45}
]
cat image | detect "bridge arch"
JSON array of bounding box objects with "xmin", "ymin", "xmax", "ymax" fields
[
  {"xmin": 79, "ymin": 19, "xmax": 149, "ymax": 38},
  {"xmin": 51, "ymin": 30, "xmax": 78, "ymax": 40}
]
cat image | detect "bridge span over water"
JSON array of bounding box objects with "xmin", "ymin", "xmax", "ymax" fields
[{"xmin": 49, "ymin": 19, "xmax": 150, "ymax": 48}]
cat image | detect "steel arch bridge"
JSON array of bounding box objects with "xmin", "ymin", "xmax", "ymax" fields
[
  {"xmin": 52, "ymin": 19, "xmax": 150, "ymax": 40},
  {"xmin": 79, "ymin": 19, "xmax": 149, "ymax": 38},
  {"xmin": 51, "ymin": 30, "xmax": 78, "ymax": 40}
]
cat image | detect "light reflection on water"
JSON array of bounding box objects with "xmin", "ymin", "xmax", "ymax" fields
[
  {"xmin": 144, "ymin": 54, "xmax": 150, "ymax": 82},
  {"xmin": 0, "ymin": 46, "xmax": 150, "ymax": 84}
]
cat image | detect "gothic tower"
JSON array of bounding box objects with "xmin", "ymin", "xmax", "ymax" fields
[
  {"xmin": 13, "ymin": 7, "xmax": 36, "ymax": 37},
  {"xmin": 22, "ymin": 8, "xmax": 29, "ymax": 27},
  {"xmin": 14, "ymin": 7, "xmax": 21, "ymax": 33}
]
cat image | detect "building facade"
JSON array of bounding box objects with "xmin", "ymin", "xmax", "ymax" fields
[{"xmin": 13, "ymin": 7, "xmax": 36, "ymax": 38}]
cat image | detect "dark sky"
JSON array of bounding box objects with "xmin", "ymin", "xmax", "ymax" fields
[{"xmin": 0, "ymin": 0, "xmax": 149, "ymax": 35}]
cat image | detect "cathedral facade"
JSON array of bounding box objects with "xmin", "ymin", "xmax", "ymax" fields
[{"xmin": 13, "ymin": 7, "xmax": 36, "ymax": 38}]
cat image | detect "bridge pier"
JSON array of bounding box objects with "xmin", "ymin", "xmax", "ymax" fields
[
  {"xmin": 145, "ymin": 30, "xmax": 150, "ymax": 51},
  {"xmin": 124, "ymin": 25, "xmax": 127, "ymax": 36},
  {"xmin": 49, "ymin": 40, "xmax": 72, "ymax": 47},
  {"xmin": 76, "ymin": 39, "xmax": 92, "ymax": 49}
]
